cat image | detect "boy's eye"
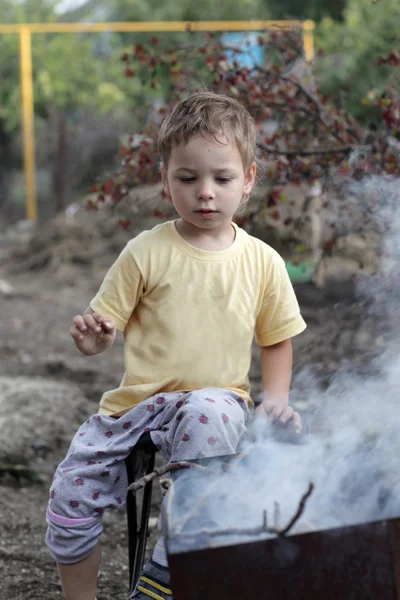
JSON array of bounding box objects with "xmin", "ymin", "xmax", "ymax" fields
[
  {"xmin": 179, "ymin": 177, "xmax": 195, "ymax": 183},
  {"xmin": 216, "ymin": 177, "xmax": 232, "ymax": 183}
]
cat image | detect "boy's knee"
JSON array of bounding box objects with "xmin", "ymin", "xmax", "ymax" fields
[
  {"xmin": 184, "ymin": 389, "xmax": 222, "ymax": 413},
  {"xmin": 46, "ymin": 507, "xmax": 103, "ymax": 564},
  {"xmin": 184, "ymin": 389, "xmax": 247, "ymax": 423}
]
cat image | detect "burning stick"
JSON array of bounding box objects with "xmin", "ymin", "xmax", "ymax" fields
[
  {"xmin": 223, "ymin": 443, "xmax": 269, "ymax": 471},
  {"xmin": 127, "ymin": 460, "xmax": 214, "ymax": 494},
  {"xmin": 274, "ymin": 501, "xmax": 281, "ymax": 529},
  {"xmin": 160, "ymin": 477, "xmax": 175, "ymax": 541},
  {"xmin": 166, "ymin": 483, "xmax": 314, "ymax": 542},
  {"xmin": 279, "ymin": 483, "xmax": 314, "ymax": 536},
  {"xmin": 133, "ymin": 447, "xmax": 314, "ymax": 544},
  {"xmin": 173, "ymin": 444, "xmax": 270, "ymax": 534}
]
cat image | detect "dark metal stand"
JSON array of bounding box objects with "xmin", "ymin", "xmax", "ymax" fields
[
  {"xmin": 125, "ymin": 435, "xmax": 157, "ymax": 594},
  {"xmin": 169, "ymin": 516, "xmax": 400, "ymax": 600}
]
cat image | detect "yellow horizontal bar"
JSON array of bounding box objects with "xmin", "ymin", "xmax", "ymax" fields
[
  {"xmin": 4, "ymin": 17, "xmax": 314, "ymax": 223},
  {"xmin": 0, "ymin": 20, "xmax": 306, "ymax": 34}
]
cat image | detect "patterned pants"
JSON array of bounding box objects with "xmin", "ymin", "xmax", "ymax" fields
[{"xmin": 46, "ymin": 388, "xmax": 249, "ymax": 564}]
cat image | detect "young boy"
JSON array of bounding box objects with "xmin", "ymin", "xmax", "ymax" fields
[{"xmin": 46, "ymin": 91, "xmax": 306, "ymax": 600}]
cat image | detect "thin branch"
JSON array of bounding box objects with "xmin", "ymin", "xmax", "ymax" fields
[
  {"xmin": 278, "ymin": 71, "xmax": 349, "ymax": 146},
  {"xmin": 223, "ymin": 442, "xmax": 277, "ymax": 473},
  {"xmin": 280, "ymin": 74, "xmax": 328, "ymax": 121},
  {"xmin": 161, "ymin": 477, "xmax": 175, "ymax": 544},
  {"xmin": 257, "ymin": 141, "xmax": 373, "ymax": 157},
  {"xmin": 258, "ymin": 67, "xmax": 354, "ymax": 147},
  {"xmin": 255, "ymin": 64, "xmax": 332, "ymax": 126},
  {"xmin": 166, "ymin": 483, "xmax": 314, "ymax": 542},
  {"xmin": 261, "ymin": 101, "xmax": 328, "ymax": 120},
  {"xmin": 274, "ymin": 501, "xmax": 280, "ymax": 529},
  {"xmin": 279, "ymin": 483, "xmax": 314, "ymax": 536},
  {"xmin": 150, "ymin": 447, "xmax": 314, "ymax": 548},
  {"xmin": 127, "ymin": 460, "xmax": 214, "ymax": 494},
  {"xmin": 174, "ymin": 442, "xmax": 285, "ymax": 535}
]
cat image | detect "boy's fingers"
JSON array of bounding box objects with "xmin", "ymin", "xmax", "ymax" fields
[
  {"xmin": 83, "ymin": 313, "xmax": 102, "ymax": 333},
  {"xmin": 258, "ymin": 403, "xmax": 302, "ymax": 434},
  {"xmin": 278, "ymin": 405, "xmax": 294, "ymax": 426},
  {"xmin": 269, "ymin": 405, "xmax": 286, "ymax": 421},
  {"xmin": 92, "ymin": 312, "xmax": 106, "ymax": 325},
  {"xmin": 262, "ymin": 402, "xmax": 276, "ymax": 417},
  {"xmin": 102, "ymin": 319, "xmax": 116, "ymax": 331},
  {"xmin": 72, "ymin": 315, "xmax": 87, "ymax": 332},
  {"xmin": 262, "ymin": 403, "xmax": 288, "ymax": 422},
  {"xmin": 290, "ymin": 411, "xmax": 302, "ymax": 434},
  {"xmin": 70, "ymin": 325, "xmax": 84, "ymax": 341}
]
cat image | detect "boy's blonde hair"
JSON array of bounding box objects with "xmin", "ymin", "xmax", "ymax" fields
[{"xmin": 158, "ymin": 91, "xmax": 257, "ymax": 172}]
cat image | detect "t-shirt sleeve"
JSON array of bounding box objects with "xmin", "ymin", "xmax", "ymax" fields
[
  {"xmin": 255, "ymin": 252, "xmax": 306, "ymax": 347},
  {"xmin": 89, "ymin": 242, "xmax": 144, "ymax": 332}
]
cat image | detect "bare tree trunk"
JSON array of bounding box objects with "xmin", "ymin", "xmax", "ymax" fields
[
  {"xmin": 0, "ymin": 122, "xmax": 15, "ymax": 219},
  {"xmin": 307, "ymin": 180, "xmax": 326, "ymax": 288},
  {"xmin": 53, "ymin": 109, "xmax": 67, "ymax": 214}
]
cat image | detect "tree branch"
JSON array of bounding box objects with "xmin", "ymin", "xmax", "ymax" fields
[
  {"xmin": 127, "ymin": 460, "xmax": 214, "ymax": 493},
  {"xmin": 166, "ymin": 483, "xmax": 314, "ymax": 542},
  {"xmin": 260, "ymin": 68, "xmax": 357, "ymax": 147},
  {"xmin": 279, "ymin": 483, "xmax": 314, "ymax": 535},
  {"xmin": 257, "ymin": 141, "xmax": 372, "ymax": 157}
]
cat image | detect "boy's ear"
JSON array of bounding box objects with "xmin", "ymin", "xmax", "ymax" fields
[
  {"xmin": 161, "ymin": 163, "xmax": 171, "ymax": 199},
  {"xmin": 244, "ymin": 162, "xmax": 257, "ymax": 195}
]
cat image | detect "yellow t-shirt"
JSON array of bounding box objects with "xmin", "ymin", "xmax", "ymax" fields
[{"xmin": 90, "ymin": 220, "xmax": 306, "ymax": 416}]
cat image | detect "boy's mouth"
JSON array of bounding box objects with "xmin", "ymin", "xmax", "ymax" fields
[{"xmin": 195, "ymin": 209, "xmax": 218, "ymax": 219}]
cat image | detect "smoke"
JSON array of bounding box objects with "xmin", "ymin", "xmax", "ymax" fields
[{"xmin": 165, "ymin": 175, "xmax": 400, "ymax": 555}]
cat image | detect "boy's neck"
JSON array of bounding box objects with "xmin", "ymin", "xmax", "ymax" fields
[{"xmin": 175, "ymin": 219, "xmax": 236, "ymax": 251}]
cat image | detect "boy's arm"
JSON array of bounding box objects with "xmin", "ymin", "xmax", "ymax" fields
[
  {"xmin": 256, "ymin": 339, "xmax": 302, "ymax": 433},
  {"xmin": 70, "ymin": 306, "xmax": 117, "ymax": 356}
]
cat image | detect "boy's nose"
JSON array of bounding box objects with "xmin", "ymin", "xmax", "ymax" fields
[{"xmin": 197, "ymin": 183, "xmax": 215, "ymax": 200}]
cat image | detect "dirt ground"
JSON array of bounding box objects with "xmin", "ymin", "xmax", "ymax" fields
[{"xmin": 0, "ymin": 208, "xmax": 383, "ymax": 600}]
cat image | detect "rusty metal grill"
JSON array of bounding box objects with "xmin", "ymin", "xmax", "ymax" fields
[{"xmin": 168, "ymin": 517, "xmax": 400, "ymax": 599}]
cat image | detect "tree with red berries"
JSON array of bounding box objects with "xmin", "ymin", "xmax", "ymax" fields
[{"xmin": 88, "ymin": 23, "xmax": 399, "ymax": 271}]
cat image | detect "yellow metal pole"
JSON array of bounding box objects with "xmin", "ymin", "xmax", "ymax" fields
[
  {"xmin": 303, "ymin": 20, "xmax": 315, "ymax": 62},
  {"xmin": 19, "ymin": 27, "xmax": 37, "ymax": 222},
  {"xmin": 0, "ymin": 20, "xmax": 312, "ymax": 221}
]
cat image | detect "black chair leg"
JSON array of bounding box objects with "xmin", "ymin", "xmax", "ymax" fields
[
  {"xmin": 132, "ymin": 451, "xmax": 155, "ymax": 589},
  {"xmin": 126, "ymin": 449, "xmax": 156, "ymax": 594},
  {"xmin": 126, "ymin": 450, "xmax": 138, "ymax": 591}
]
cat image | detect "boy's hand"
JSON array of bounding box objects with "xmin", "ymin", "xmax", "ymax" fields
[
  {"xmin": 70, "ymin": 310, "xmax": 116, "ymax": 355},
  {"xmin": 255, "ymin": 401, "xmax": 302, "ymax": 434}
]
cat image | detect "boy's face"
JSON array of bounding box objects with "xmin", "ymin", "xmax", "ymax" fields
[{"xmin": 162, "ymin": 133, "xmax": 256, "ymax": 233}]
